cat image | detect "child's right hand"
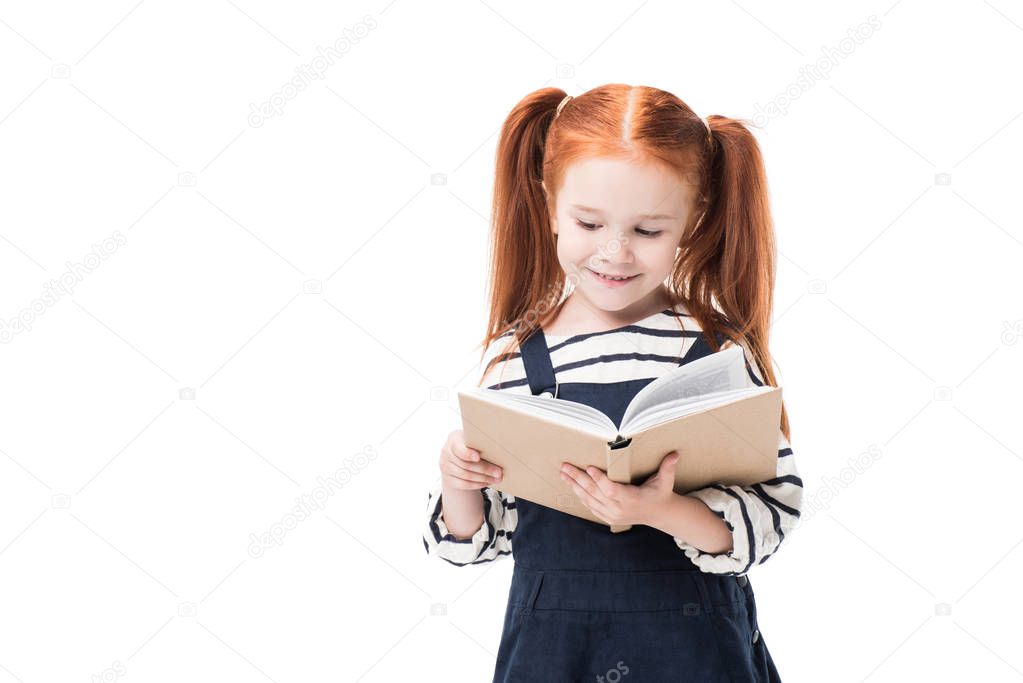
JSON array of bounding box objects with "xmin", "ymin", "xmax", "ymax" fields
[{"xmin": 439, "ymin": 429, "xmax": 504, "ymax": 490}]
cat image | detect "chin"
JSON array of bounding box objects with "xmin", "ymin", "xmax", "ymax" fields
[{"xmin": 581, "ymin": 286, "xmax": 654, "ymax": 309}]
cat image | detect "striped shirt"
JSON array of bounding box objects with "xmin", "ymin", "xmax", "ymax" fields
[{"xmin": 422, "ymin": 302, "xmax": 803, "ymax": 575}]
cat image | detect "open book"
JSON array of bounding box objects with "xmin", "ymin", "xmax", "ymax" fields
[{"xmin": 457, "ymin": 344, "xmax": 782, "ymax": 532}]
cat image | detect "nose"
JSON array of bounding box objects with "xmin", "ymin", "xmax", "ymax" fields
[{"xmin": 598, "ymin": 230, "xmax": 634, "ymax": 264}]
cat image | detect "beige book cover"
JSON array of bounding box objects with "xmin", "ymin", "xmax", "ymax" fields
[{"xmin": 456, "ymin": 345, "xmax": 782, "ymax": 533}]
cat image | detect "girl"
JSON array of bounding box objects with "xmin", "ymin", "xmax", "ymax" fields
[{"xmin": 423, "ymin": 84, "xmax": 803, "ymax": 682}]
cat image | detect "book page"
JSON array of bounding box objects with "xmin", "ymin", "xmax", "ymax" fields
[
  {"xmin": 623, "ymin": 386, "xmax": 771, "ymax": 433},
  {"xmin": 458, "ymin": 389, "xmax": 618, "ymax": 438},
  {"xmin": 620, "ymin": 345, "xmax": 748, "ymax": 432}
]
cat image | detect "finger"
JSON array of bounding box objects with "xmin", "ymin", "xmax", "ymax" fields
[
  {"xmin": 660, "ymin": 452, "xmax": 681, "ymax": 480},
  {"xmin": 453, "ymin": 460, "xmax": 503, "ymax": 482},
  {"xmin": 564, "ymin": 477, "xmax": 612, "ymax": 521},
  {"xmin": 479, "ymin": 459, "xmax": 504, "ymax": 479},
  {"xmin": 453, "ymin": 448, "xmax": 503, "ymax": 478},
  {"xmin": 455, "ymin": 458, "xmax": 503, "ymax": 479},
  {"xmin": 560, "ymin": 466, "xmax": 594, "ymax": 493},
  {"xmin": 456, "ymin": 443, "xmax": 480, "ymax": 462},
  {"xmin": 585, "ymin": 466, "xmax": 620, "ymax": 498},
  {"xmin": 449, "ymin": 470, "xmax": 492, "ymax": 487},
  {"xmin": 561, "ymin": 469, "xmax": 605, "ymax": 506},
  {"xmin": 561, "ymin": 462, "xmax": 597, "ymax": 486},
  {"xmin": 448, "ymin": 461, "xmax": 501, "ymax": 484},
  {"xmin": 564, "ymin": 472, "xmax": 601, "ymax": 509}
]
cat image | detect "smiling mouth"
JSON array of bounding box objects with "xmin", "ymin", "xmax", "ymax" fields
[{"xmin": 587, "ymin": 268, "xmax": 640, "ymax": 283}]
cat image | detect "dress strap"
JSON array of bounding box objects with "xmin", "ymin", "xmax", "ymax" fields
[{"xmin": 519, "ymin": 329, "xmax": 558, "ymax": 397}]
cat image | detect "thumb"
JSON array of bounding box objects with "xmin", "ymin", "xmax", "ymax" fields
[
  {"xmin": 662, "ymin": 451, "xmax": 680, "ymax": 473},
  {"xmin": 648, "ymin": 451, "xmax": 679, "ymax": 486}
]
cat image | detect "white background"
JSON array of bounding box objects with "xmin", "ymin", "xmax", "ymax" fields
[{"xmin": 1, "ymin": 1, "xmax": 1021, "ymax": 681}]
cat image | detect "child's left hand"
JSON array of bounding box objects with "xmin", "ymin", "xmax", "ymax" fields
[{"xmin": 559, "ymin": 451, "xmax": 681, "ymax": 527}]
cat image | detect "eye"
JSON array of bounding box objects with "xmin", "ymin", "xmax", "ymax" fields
[{"xmin": 576, "ymin": 219, "xmax": 660, "ymax": 237}]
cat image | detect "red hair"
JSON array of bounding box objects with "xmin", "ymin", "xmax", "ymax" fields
[{"xmin": 478, "ymin": 84, "xmax": 789, "ymax": 441}]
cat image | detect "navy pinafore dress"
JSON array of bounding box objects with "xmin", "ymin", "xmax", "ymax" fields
[{"xmin": 492, "ymin": 328, "xmax": 783, "ymax": 682}]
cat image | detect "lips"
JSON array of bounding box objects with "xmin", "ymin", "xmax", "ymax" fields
[
  {"xmin": 589, "ymin": 268, "xmax": 636, "ymax": 280},
  {"xmin": 587, "ymin": 268, "xmax": 640, "ymax": 286}
]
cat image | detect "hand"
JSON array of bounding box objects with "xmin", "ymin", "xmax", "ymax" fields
[
  {"xmin": 559, "ymin": 451, "xmax": 681, "ymax": 527},
  {"xmin": 438, "ymin": 429, "xmax": 504, "ymax": 490}
]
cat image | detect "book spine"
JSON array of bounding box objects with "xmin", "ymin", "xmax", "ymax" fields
[{"xmin": 605, "ymin": 440, "xmax": 633, "ymax": 533}]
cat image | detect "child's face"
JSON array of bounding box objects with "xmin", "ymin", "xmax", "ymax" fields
[{"xmin": 551, "ymin": 156, "xmax": 695, "ymax": 313}]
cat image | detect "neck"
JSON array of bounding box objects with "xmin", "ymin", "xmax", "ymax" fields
[{"xmin": 550, "ymin": 286, "xmax": 672, "ymax": 335}]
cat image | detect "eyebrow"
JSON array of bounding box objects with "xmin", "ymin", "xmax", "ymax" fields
[{"xmin": 570, "ymin": 204, "xmax": 677, "ymax": 221}]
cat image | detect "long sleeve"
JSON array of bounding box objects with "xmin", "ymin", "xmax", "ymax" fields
[
  {"xmin": 422, "ymin": 334, "xmax": 521, "ymax": 566},
  {"xmin": 673, "ymin": 338, "xmax": 804, "ymax": 575},
  {"xmin": 422, "ymin": 485, "xmax": 517, "ymax": 565}
]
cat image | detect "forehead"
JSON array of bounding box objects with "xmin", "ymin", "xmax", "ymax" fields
[{"xmin": 557, "ymin": 156, "xmax": 695, "ymax": 218}]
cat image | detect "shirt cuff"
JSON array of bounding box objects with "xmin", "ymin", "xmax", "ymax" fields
[
  {"xmin": 424, "ymin": 488, "xmax": 497, "ymax": 566},
  {"xmin": 673, "ymin": 485, "xmax": 761, "ymax": 575}
]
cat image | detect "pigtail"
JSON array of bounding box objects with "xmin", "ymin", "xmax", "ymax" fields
[
  {"xmin": 678, "ymin": 116, "xmax": 789, "ymax": 440},
  {"xmin": 477, "ymin": 88, "xmax": 569, "ymax": 387}
]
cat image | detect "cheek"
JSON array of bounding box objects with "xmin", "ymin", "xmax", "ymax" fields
[
  {"xmin": 556, "ymin": 228, "xmax": 594, "ymax": 261},
  {"xmin": 636, "ymin": 242, "xmax": 679, "ymax": 271}
]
